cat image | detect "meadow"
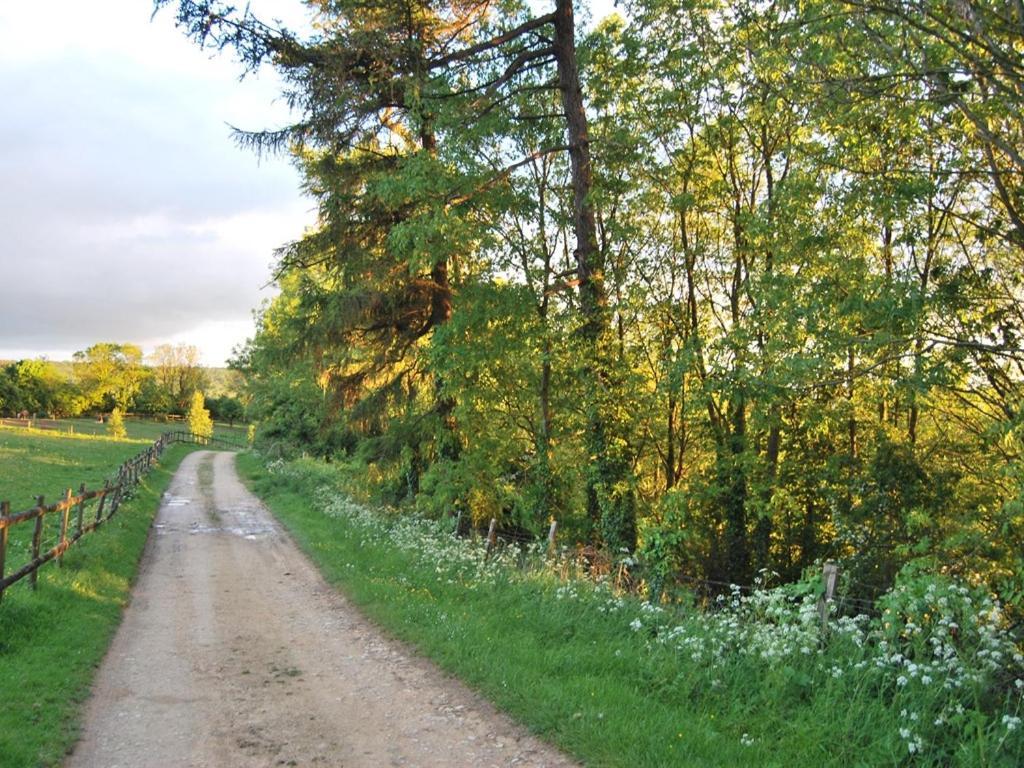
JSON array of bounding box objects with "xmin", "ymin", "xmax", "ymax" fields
[
  {"xmin": 0, "ymin": 432, "xmax": 196, "ymax": 767},
  {"xmin": 239, "ymin": 454, "xmax": 1024, "ymax": 768},
  {"xmin": 0, "ymin": 427, "xmax": 149, "ymax": 511}
]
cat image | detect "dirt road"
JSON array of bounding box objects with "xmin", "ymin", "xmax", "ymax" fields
[{"xmin": 66, "ymin": 451, "xmax": 576, "ymax": 768}]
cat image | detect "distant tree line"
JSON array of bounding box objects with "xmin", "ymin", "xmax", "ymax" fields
[{"xmin": 0, "ymin": 342, "xmax": 247, "ymax": 425}]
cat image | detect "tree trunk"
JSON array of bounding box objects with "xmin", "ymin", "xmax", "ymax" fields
[
  {"xmin": 421, "ymin": 121, "xmax": 459, "ymax": 463},
  {"xmin": 666, "ymin": 388, "xmax": 676, "ymax": 491},
  {"xmin": 723, "ymin": 397, "xmax": 749, "ymax": 584},
  {"xmin": 754, "ymin": 416, "xmax": 779, "ymax": 573},
  {"xmin": 552, "ymin": 0, "xmax": 635, "ymax": 552}
]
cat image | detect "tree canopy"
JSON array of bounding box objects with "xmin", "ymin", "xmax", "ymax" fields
[{"xmin": 161, "ymin": 0, "xmax": 1024, "ymax": 606}]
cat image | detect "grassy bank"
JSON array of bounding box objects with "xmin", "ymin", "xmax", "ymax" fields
[
  {"xmin": 0, "ymin": 443, "xmax": 196, "ymax": 767},
  {"xmin": 238, "ymin": 454, "xmax": 1024, "ymax": 768}
]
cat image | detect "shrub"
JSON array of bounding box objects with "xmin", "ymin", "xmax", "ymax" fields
[
  {"xmin": 107, "ymin": 407, "xmax": 126, "ymax": 439},
  {"xmin": 187, "ymin": 391, "xmax": 213, "ymax": 442}
]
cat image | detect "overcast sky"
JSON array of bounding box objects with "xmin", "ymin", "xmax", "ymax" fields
[
  {"xmin": 0, "ymin": 0, "xmax": 315, "ymax": 366},
  {"xmin": 0, "ymin": 0, "xmax": 617, "ymax": 367}
]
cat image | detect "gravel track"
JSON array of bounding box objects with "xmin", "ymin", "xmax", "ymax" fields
[{"xmin": 65, "ymin": 451, "xmax": 577, "ymax": 768}]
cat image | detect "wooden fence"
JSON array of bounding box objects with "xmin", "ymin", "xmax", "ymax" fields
[
  {"xmin": 0, "ymin": 417, "xmax": 64, "ymax": 431},
  {"xmin": 0, "ymin": 430, "xmax": 244, "ymax": 603},
  {"xmin": 162, "ymin": 430, "xmax": 247, "ymax": 451}
]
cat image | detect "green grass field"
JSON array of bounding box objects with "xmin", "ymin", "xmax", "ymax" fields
[
  {"xmin": 52, "ymin": 418, "xmax": 247, "ymax": 443},
  {"xmin": 2, "ymin": 417, "xmax": 248, "ymax": 443},
  {"xmin": 0, "ymin": 441, "xmax": 196, "ymax": 768},
  {"xmin": 0, "ymin": 428, "xmax": 149, "ymax": 511}
]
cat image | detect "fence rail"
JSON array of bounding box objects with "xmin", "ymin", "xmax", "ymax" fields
[
  {"xmin": 163, "ymin": 430, "xmax": 247, "ymax": 451},
  {"xmin": 0, "ymin": 430, "xmax": 243, "ymax": 603},
  {"xmin": 0, "ymin": 417, "xmax": 64, "ymax": 431}
]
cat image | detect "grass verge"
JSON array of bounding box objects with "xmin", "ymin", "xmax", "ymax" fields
[
  {"xmin": 237, "ymin": 454, "xmax": 1023, "ymax": 768},
  {"xmin": 0, "ymin": 443, "xmax": 196, "ymax": 768}
]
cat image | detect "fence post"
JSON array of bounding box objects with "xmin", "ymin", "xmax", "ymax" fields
[
  {"xmin": 0, "ymin": 501, "xmax": 8, "ymax": 604},
  {"xmin": 96, "ymin": 480, "xmax": 109, "ymax": 522},
  {"xmin": 75, "ymin": 482, "xmax": 87, "ymax": 538},
  {"xmin": 30, "ymin": 495, "xmax": 44, "ymax": 589},
  {"xmin": 58, "ymin": 488, "xmax": 72, "ymax": 566},
  {"xmin": 547, "ymin": 520, "xmax": 558, "ymax": 557},
  {"xmin": 110, "ymin": 473, "xmax": 123, "ymax": 515},
  {"xmin": 818, "ymin": 562, "xmax": 839, "ymax": 634},
  {"xmin": 485, "ymin": 518, "xmax": 498, "ymax": 559}
]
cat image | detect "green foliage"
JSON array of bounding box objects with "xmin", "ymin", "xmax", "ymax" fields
[
  {"xmin": 187, "ymin": 391, "xmax": 213, "ymax": 441},
  {"xmin": 0, "ymin": 359, "xmax": 77, "ymax": 417},
  {"xmin": 0, "ymin": 342, "xmax": 236, "ymax": 422},
  {"xmin": 73, "ymin": 342, "xmax": 146, "ymax": 413},
  {"xmin": 206, "ymin": 395, "xmax": 245, "ymax": 425},
  {"xmin": 147, "ymin": 343, "xmax": 207, "ymax": 414},
  {"xmin": 169, "ymin": 0, "xmax": 1024, "ymax": 607},
  {"xmin": 107, "ymin": 407, "xmax": 127, "ymax": 439}
]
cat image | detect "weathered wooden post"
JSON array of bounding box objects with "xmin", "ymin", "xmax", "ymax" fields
[
  {"xmin": 110, "ymin": 472, "xmax": 124, "ymax": 515},
  {"xmin": 30, "ymin": 495, "xmax": 44, "ymax": 589},
  {"xmin": 547, "ymin": 520, "xmax": 558, "ymax": 558},
  {"xmin": 818, "ymin": 562, "xmax": 839, "ymax": 634},
  {"xmin": 485, "ymin": 518, "xmax": 498, "ymax": 559},
  {"xmin": 96, "ymin": 480, "xmax": 109, "ymax": 522},
  {"xmin": 75, "ymin": 482, "xmax": 87, "ymax": 538},
  {"xmin": 0, "ymin": 501, "xmax": 9, "ymax": 603},
  {"xmin": 58, "ymin": 488, "xmax": 72, "ymax": 566}
]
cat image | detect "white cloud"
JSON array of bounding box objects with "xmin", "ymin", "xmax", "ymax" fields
[{"xmin": 0, "ymin": 0, "xmax": 315, "ymax": 365}]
